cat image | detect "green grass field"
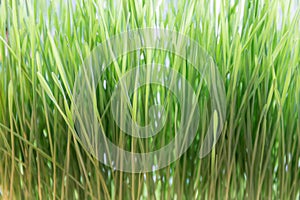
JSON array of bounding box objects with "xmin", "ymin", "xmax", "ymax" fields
[{"xmin": 0, "ymin": 0, "xmax": 299, "ymax": 199}]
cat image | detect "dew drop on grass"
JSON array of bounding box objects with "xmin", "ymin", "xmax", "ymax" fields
[
  {"xmin": 103, "ymin": 80, "xmax": 107, "ymax": 90},
  {"xmin": 165, "ymin": 55, "xmax": 170, "ymax": 68},
  {"xmin": 169, "ymin": 177, "xmax": 173, "ymax": 185}
]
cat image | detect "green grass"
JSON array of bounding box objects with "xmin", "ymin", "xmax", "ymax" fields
[{"xmin": 0, "ymin": 0, "xmax": 299, "ymax": 199}]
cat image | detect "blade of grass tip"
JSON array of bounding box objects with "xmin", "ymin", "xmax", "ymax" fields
[
  {"xmin": 0, "ymin": 36, "xmax": 18, "ymax": 62},
  {"xmin": 51, "ymin": 72, "xmax": 73, "ymax": 125},
  {"xmin": 8, "ymin": 80, "xmax": 14, "ymax": 200},
  {"xmin": 37, "ymin": 72, "xmax": 73, "ymax": 129},
  {"xmin": 47, "ymin": 31, "xmax": 72, "ymax": 100}
]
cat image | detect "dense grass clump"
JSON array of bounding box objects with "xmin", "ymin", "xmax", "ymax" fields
[{"xmin": 0, "ymin": 0, "xmax": 299, "ymax": 199}]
